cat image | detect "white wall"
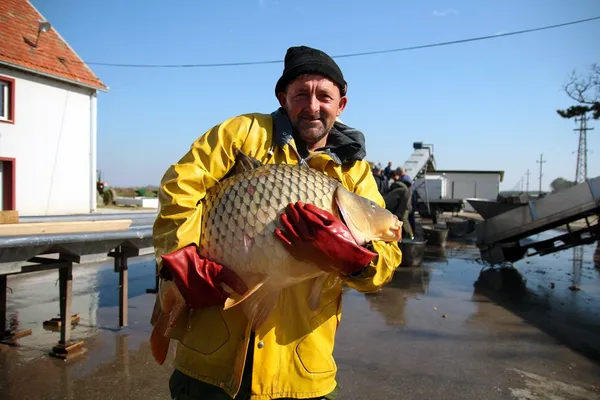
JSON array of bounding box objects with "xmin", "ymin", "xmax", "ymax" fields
[
  {"xmin": 440, "ymin": 172, "xmax": 500, "ymax": 200},
  {"xmin": 0, "ymin": 66, "xmax": 96, "ymax": 216},
  {"xmin": 414, "ymin": 175, "xmax": 447, "ymax": 200}
]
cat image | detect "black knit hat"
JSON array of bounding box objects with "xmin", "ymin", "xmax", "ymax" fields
[{"xmin": 275, "ymin": 46, "xmax": 347, "ymax": 96}]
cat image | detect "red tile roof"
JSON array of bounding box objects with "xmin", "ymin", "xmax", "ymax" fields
[{"xmin": 0, "ymin": 0, "xmax": 107, "ymax": 91}]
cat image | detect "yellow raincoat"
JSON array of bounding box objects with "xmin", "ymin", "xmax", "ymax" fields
[{"xmin": 153, "ymin": 109, "xmax": 402, "ymax": 399}]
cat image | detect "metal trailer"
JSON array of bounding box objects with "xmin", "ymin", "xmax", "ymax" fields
[{"xmin": 474, "ymin": 176, "xmax": 600, "ymax": 264}]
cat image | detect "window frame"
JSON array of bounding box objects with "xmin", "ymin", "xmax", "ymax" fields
[
  {"xmin": 0, "ymin": 76, "xmax": 15, "ymax": 124},
  {"xmin": 0, "ymin": 157, "xmax": 16, "ymax": 211}
]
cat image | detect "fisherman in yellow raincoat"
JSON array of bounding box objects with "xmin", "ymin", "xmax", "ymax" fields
[{"xmin": 152, "ymin": 45, "xmax": 402, "ymax": 400}]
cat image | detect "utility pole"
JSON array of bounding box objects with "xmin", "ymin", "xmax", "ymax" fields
[
  {"xmin": 536, "ymin": 154, "xmax": 546, "ymax": 196},
  {"xmin": 525, "ymin": 169, "xmax": 531, "ymax": 194},
  {"xmin": 574, "ymin": 115, "xmax": 594, "ymax": 184}
]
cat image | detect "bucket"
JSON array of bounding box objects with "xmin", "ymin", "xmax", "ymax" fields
[
  {"xmin": 398, "ymin": 239, "xmax": 427, "ymax": 267},
  {"xmin": 447, "ymin": 218, "xmax": 476, "ymax": 238},
  {"xmin": 422, "ymin": 226, "xmax": 449, "ymax": 247}
]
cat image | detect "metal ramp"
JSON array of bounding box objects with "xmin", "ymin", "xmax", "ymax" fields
[
  {"xmin": 401, "ymin": 142, "xmax": 436, "ymax": 180},
  {"xmin": 475, "ymin": 176, "xmax": 600, "ymax": 264}
]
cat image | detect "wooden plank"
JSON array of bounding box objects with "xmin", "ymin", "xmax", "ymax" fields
[
  {"xmin": 0, "ymin": 219, "xmax": 132, "ymax": 236},
  {"xmin": 0, "ymin": 211, "xmax": 19, "ymax": 225}
]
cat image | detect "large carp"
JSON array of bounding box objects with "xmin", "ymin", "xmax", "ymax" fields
[{"xmin": 150, "ymin": 149, "xmax": 402, "ymax": 364}]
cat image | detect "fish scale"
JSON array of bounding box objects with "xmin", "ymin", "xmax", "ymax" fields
[{"xmin": 199, "ymin": 162, "xmax": 339, "ymax": 286}]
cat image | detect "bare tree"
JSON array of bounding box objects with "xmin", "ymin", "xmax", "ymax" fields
[{"xmin": 557, "ymin": 63, "xmax": 600, "ymax": 120}]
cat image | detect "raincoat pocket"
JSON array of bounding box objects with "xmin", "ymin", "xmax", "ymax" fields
[
  {"xmin": 181, "ymin": 307, "xmax": 231, "ymax": 355},
  {"xmin": 295, "ymin": 297, "xmax": 339, "ymax": 374}
]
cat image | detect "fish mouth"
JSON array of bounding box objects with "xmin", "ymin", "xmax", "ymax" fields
[
  {"xmin": 389, "ymin": 214, "xmax": 403, "ymax": 242},
  {"xmin": 334, "ymin": 186, "xmax": 403, "ymax": 244}
]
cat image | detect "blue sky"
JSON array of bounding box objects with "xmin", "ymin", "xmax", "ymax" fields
[{"xmin": 32, "ymin": 0, "xmax": 600, "ymax": 191}]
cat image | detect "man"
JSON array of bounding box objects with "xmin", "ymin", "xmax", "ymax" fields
[
  {"xmin": 396, "ymin": 168, "xmax": 418, "ymax": 235},
  {"xmin": 383, "ymin": 161, "xmax": 393, "ymax": 180},
  {"xmin": 372, "ymin": 164, "xmax": 388, "ymax": 196},
  {"xmin": 152, "ymin": 45, "xmax": 402, "ymax": 400},
  {"xmin": 383, "ymin": 168, "xmax": 414, "ymax": 239}
]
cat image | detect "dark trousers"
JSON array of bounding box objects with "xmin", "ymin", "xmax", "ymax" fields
[
  {"xmin": 169, "ymin": 333, "xmax": 339, "ymax": 400},
  {"xmin": 408, "ymin": 211, "xmax": 416, "ymax": 234}
]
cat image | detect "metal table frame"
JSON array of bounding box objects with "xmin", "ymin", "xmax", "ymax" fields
[{"xmin": 0, "ymin": 226, "xmax": 155, "ymax": 359}]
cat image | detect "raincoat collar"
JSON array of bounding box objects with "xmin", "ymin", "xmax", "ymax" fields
[{"xmin": 271, "ymin": 107, "xmax": 367, "ymax": 165}]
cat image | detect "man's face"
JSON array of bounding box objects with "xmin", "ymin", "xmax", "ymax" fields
[{"xmin": 277, "ymin": 74, "xmax": 347, "ymax": 148}]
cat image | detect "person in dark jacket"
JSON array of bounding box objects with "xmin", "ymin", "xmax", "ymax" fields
[
  {"xmin": 372, "ymin": 165, "xmax": 389, "ymax": 196},
  {"xmin": 383, "ymin": 169, "xmax": 414, "ymax": 239},
  {"xmin": 383, "ymin": 161, "xmax": 393, "ymax": 180},
  {"xmin": 398, "ymin": 174, "xmax": 417, "ymax": 235}
]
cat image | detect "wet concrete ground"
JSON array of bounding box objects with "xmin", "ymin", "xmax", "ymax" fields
[{"xmin": 1, "ymin": 230, "xmax": 599, "ymax": 399}]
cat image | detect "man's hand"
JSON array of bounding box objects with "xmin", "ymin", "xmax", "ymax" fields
[
  {"xmin": 274, "ymin": 202, "xmax": 378, "ymax": 276},
  {"xmin": 160, "ymin": 245, "xmax": 248, "ymax": 309}
]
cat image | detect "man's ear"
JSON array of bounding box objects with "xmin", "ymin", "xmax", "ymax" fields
[
  {"xmin": 276, "ymin": 92, "xmax": 287, "ymax": 107},
  {"xmin": 337, "ymin": 96, "xmax": 348, "ymax": 116}
]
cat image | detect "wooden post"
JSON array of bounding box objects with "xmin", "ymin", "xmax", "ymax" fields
[
  {"xmin": 50, "ymin": 262, "xmax": 85, "ymax": 360},
  {"xmin": 110, "ymin": 246, "xmax": 131, "ymax": 328},
  {"xmin": 109, "ymin": 246, "xmax": 138, "ymax": 328},
  {"xmin": 58, "ymin": 265, "xmax": 72, "ymax": 345},
  {"xmin": 119, "ymin": 251, "xmax": 128, "ymax": 328}
]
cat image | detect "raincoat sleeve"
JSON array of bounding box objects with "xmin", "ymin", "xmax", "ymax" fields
[
  {"xmin": 152, "ymin": 115, "xmax": 253, "ymax": 270},
  {"xmin": 340, "ymin": 161, "xmax": 403, "ymax": 293}
]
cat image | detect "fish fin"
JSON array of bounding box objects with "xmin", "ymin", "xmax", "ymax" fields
[
  {"xmin": 149, "ymin": 281, "xmax": 186, "ymax": 365},
  {"xmin": 223, "ymin": 280, "xmax": 266, "ymax": 310},
  {"xmin": 247, "ymin": 290, "xmax": 280, "ymax": 331},
  {"xmin": 223, "ymin": 146, "xmax": 264, "ymax": 180},
  {"xmin": 223, "ymin": 278, "xmax": 279, "ymax": 330},
  {"xmin": 308, "ymin": 273, "xmax": 330, "ymax": 311},
  {"xmin": 150, "ymin": 293, "xmax": 162, "ymax": 326},
  {"xmin": 150, "ymin": 310, "xmax": 172, "ymax": 365}
]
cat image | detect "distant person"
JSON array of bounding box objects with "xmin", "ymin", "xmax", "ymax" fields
[
  {"xmin": 383, "ymin": 161, "xmax": 393, "ymax": 179},
  {"xmin": 372, "ymin": 164, "xmax": 389, "ymax": 196},
  {"xmin": 398, "ymin": 168, "xmax": 411, "ymax": 185},
  {"xmin": 397, "ymin": 170, "xmax": 417, "ymax": 234},
  {"xmin": 384, "ymin": 168, "xmax": 414, "ymax": 239}
]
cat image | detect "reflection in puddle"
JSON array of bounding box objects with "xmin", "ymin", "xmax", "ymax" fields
[
  {"xmin": 0, "ymin": 233, "xmax": 598, "ymax": 399},
  {"xmin": 363, "ymin": 267, "xmax": 432, "ymax": 327}
]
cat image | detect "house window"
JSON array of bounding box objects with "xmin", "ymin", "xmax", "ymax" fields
[{"xmin": 0, "ymin": 76, "xmax": 15, "ymax": 123}]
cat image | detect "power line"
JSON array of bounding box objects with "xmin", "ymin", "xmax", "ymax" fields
[{"xmin": 83, "ymin": 15, "xmax": 600, "ymax": 69}]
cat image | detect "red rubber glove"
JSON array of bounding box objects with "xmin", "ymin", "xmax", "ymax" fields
[
  {"xmin": 275, "ymin": 202, "xmax": 378, "ymax": 276},
  {"xmin": 160, "ymin": 245, "xmax": 248, "ymax": 309}
]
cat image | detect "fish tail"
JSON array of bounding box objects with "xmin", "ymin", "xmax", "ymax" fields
[
  {"xmin": 150, "ymin": 283, "xmax": 186, "ymax": 365},
  {"xmin": 150, "ymin": 309, "xmax": 171, "ymax": 365}
]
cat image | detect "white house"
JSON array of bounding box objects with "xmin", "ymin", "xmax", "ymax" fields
[{"xmin": 0, "ymin": 0, "xmax": 107, "ymax": 216}]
